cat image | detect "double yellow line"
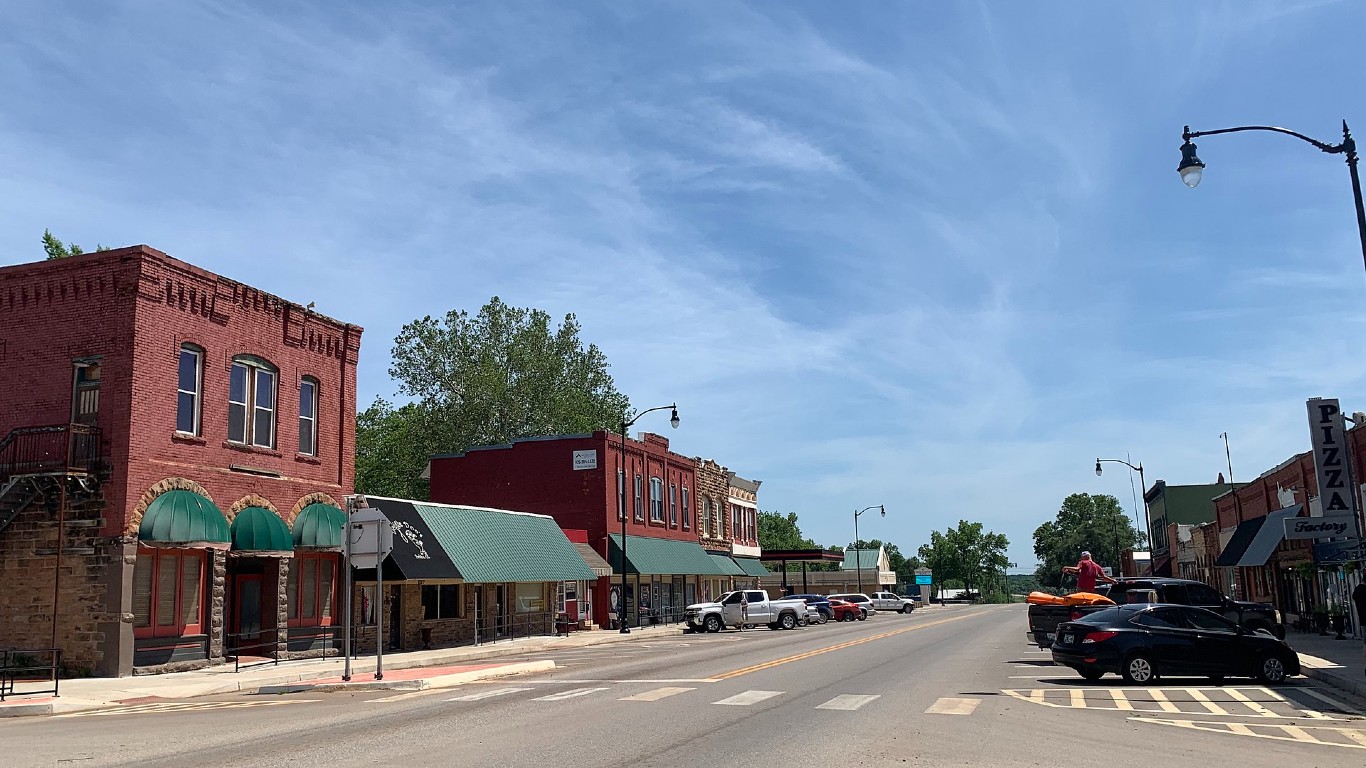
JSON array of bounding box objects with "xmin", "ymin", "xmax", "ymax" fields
[{"xmin": 706, "ymin": 611, "xmax": 982, "ymax": 681}]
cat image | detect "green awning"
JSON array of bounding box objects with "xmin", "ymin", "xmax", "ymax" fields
[
  {"xmin": 609, "ymin": 534, "xmax": 736, "ymax": 576},
  {"xmin": 292, "ymin": 503, "xmax": 346, "ymax": 549},
  {"xmin": 138, "ymin": 490, "xmax": 230, "ymax": 548},
  {"xmin": 709, "ymin": 554, "xmax": 745, "ymax": 576},
  {"xmin": 414, "ymin": 502, "xmax": 595, "ymax": 583},
  {"xmin": 230, "ymin": 506, "xmax": 293, "ymax": 554},
  {"xmin": 734, "ymin": 557, "xmax": 770, "ymax": 577}
]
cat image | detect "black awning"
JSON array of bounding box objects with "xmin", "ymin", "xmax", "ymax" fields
[
  {"xmin": 357, "ymin": 498, "xmax": 462, "ymax": 581},
  {"xmin": 1214, "ymin": 517, "xmax": 1266, "ymax": 567}
]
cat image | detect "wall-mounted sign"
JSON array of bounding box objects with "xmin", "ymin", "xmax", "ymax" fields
[
  {"xmin": 1285, "ymin": 514, "xmax": 1356, "ymax": 540},
  {"xmin": 572, "ymin": 449, "xmax": 598, "ymax": 470},
  {"xmin": 1306, "ymin": 398, "xmax": 1360, "ymax": 523}
]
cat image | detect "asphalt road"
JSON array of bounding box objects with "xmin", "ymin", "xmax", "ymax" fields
[{"xmin": 5, "ymin": 605, "xmax": 1366, "ymax": 767}]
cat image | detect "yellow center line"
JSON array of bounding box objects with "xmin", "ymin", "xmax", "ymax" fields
[
  {"xmin": 1227, "ymin": 723, "xmax": 1256, "ymax": 736},
  {"xmin": 1069, "ymin": 689, "xmax": 1087, "ymax": 709},
  {"xmin": 705, "ymin": 612, "xmax": 982, "ymax": 681},
  {"xmin": 1342, "ymin": 729, "xmax": 1366, "ymax": 747},
  {"xmin": 1279, "ymin": 725, "xmax": 1321, "ymax": 743}
]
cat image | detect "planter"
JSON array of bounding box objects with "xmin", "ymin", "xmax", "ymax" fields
[
  {"xmin": 1330, "ymin": 614, "xmax": 1347, "ymax": 640},
  {"xmin": 1313, "ymin": 613, "xmax": 1330, "ymax": 635}
]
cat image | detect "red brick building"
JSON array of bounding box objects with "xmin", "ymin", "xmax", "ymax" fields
[
  {"xmin": 427, "ymin": 431, "xmax": 736, "ymax": 628},
  {"xmin": 0, "ymin": 246, "xmax": 361, "ymax": 676}
]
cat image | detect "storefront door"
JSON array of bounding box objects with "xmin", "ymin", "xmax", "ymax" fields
[{"xmin": 231, "ymin": 574, "xmax": 262, "ymax": 653}]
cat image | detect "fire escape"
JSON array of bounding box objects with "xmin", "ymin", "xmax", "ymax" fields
[{"xmin": 0, "ymin": 424, "xmax": 103, "ymax": 536}]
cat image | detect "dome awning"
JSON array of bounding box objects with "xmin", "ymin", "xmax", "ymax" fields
[{"xmin": 138, "ymin": 490, "xmax": 230, "ymax": 549}]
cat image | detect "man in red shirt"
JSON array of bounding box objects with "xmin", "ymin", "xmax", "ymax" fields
[{"xmin": 1062, "ymin": 551, "xmax": 1118, "ymax": 593}]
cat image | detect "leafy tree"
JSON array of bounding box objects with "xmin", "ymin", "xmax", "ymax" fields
[
  {"xmin": 42, "ymin": 229, "xmax": 109, "ymax": 259},
  {"xmin": 355, "ymin": 297, "xmax": 632, "ymax": 498},
  {"xmin": 1032, "ymin": 493, "xmax": 1143, "ymax": 589},
  {"xmin": 849, "ymin": 538, "xmax": 921, "ymax": 589},
  {"xmin": 917, "ymin": 520, "xmax": 1011, "ymax": 601}
]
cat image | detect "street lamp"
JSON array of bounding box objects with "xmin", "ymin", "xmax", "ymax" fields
[
  {"xmin": 1096, "ymin": 458, "xmax": 1151, "ymax": 564},
  {"xmin": 617, "ymin": 403, "xmax": 679, "ymax": 634},
  {"xmin": 852, "ymin": 504, "xmax": 884, "ymax": 596},
  {"xmin": 1177, "ymin": 122, "xmax": 1366, "ymax": 276}
]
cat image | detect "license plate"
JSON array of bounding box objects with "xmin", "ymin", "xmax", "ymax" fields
[
  {"xmin": 1043, "ymin": 632, "xmax": 1055, "ymax": 642},
  {"xmin": 1061, "ymin": 633, "xmax": 1074, "ymax": 645}
]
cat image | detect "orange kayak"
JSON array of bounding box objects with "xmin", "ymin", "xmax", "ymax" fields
[{"xmin": 1026, "ymin": 591, "xmax": 1115, "ymax": 606}]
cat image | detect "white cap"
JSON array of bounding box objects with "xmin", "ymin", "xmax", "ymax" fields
[{"xmin": 1080, "ymin": 551, "xmax": 1092, "ymax": 559}]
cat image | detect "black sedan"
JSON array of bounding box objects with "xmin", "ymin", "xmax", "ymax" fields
[{"xmin": 1050, "ymin": 603, "xmax": 1300, "ymax": 684}]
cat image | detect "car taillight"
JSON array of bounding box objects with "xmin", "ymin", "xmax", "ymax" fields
[
  {"xmin": 1082, "ymin": 631, "xmax": 1117, "ymax": 644},
  {"xmin": 1070, "ymin": 610, "xmax": 1083, "ymax": 621}
]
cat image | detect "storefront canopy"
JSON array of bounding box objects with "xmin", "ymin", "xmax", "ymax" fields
[
  {"xmin": 733, "ymin": 557, "xmax": 770, "ymax": 577},
  {"xmin": 360, "ymin": 498, "xmax": 462, "ymax": 581},
  {"xmin": 573, "ymin": 542, "xmax": 613, "ymax": 578},
  {"xmin": 230, "ymin": 506, "xmax": 293, "ymax": 555},
  {"xmin": 709, "ymin": 553, "xmax": 745, "ymax": 576},
  {"xmin": 609, "ymin": 534, "xmax": 736, "ymax": 576},
  {"xmin": 1236, "ymin": 505, "xmax": 1303, "ymax": 567},
  {"xmin": 1214, "ymin": 517, "xmax": 1265, "ymax": 567},
  {"xmin": 292, "ymin": 502, "xmax": 346, "ymax": 550},
  {"xmin": 138, "ymin": 489, "xmax": 230, "ymax": 549}
]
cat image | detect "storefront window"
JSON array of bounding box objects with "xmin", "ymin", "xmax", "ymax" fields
[
  {"xmin": 516, "ymin": 582, "xmax": 545, "ymax": 612},
  {"xmin": 132, "ymin": 548, "xmax": 205, "ymax": 638},
  {"xmin": 289, "ymin": 553, "xmax": 339, "ymax": 626}
]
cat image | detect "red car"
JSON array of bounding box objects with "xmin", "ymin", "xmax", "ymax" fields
[{"xmin": 825, "ymin": 598, "xmax": 863, "ymax": 622}]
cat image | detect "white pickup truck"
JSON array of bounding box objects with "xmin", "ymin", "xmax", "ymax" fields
[{"xmin": 683, "ymin": 589, "xmax": 809, "ymax": 633}]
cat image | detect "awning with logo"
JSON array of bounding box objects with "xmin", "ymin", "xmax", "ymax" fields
[
  {"xmin": 355, "ymin": 498, "xmax": 461, "ymax": 581},
  {"xmin": 1236, "ymin": 505, "xmax": 1304, "ymax": 567}
]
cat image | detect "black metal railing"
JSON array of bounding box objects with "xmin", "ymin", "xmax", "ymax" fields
[
  {"xmin": 226, "ymin": 629, "xmax": 281, "ymax": 673},
  {"xmin": 0, "ymin": 424, "xmax": 102, "ymax": 481},
  {"xmin": 0, "ymin": 648, "xmax": 61, "ymax": 700}
]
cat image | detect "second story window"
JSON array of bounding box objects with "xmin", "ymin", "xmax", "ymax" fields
[
  {"xmin": 649, "ymin": 477, "xmax": 664, "ymax": 522},
  {"xmin": 699, "ymin": 495, "xmax": 711, "ymax": 536},
  {"xmin": 617, "ymin": 469, "xmax": 625, "ymax": 520},
  {"xmin": 669, "ymin": 484, "xmax": 677, "ymax": 526},
  {"xmin": 176, "ymin": 344, "xmax": 203, "ymax": 435},
  {"xmin": 634, "ymin": 474, "xmax": 643, "ymax": 520},
  {"xmin": 682, "ymin": 487, "xmax": 690, "ymax": 530},
  {"xmin": 229, "ymin": 355, "xmax": 277, "ymax": 448},
  {"xmin": 298, "ymin": 377, "xmax": 318, "ymax": 455}
]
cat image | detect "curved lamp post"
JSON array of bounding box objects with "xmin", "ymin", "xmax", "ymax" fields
[
  {"xmin": 852, "ymin": 504, "xmax": 884, "ymax": 595},
  {"xmin": 1096, "ymin": 458, "xmax": 1150, "ymax": 564},
  {"xmin": 617, "ymin": 403, "xmax": 679, "ymax": 634},
  {"xmin": 1178, "ymin": 122, "xmax": 1366, "ymax": 275}
]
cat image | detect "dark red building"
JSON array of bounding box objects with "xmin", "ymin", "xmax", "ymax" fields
[
  {"xmin": 427, "ymin": 431, "xmax": 735, "ymax": 628},
  {"xmin": 0, "ymin": 246, "xmax": 361, "ymax": 675}
]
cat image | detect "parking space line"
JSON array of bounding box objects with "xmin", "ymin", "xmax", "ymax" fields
[
  {"xmin": 1187, "ymin": 689, "xmax": 1228, "ymax": 716},
  {"xmin": 1028, "ymin": 690, "xmax": 1046, "ymax": 705},
  {"xmin": 1147, "ymin": 689, "xmax": 1180, "ymax": 713},
  {"xmin": 1225, "ymin": 688, "xmax": 1277, "ymax": 717},
  {"xmin": 1109, "ymin": 690, "xmax": 1133, "ymax": 711}
]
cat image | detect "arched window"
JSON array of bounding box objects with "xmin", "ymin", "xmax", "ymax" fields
[
  {"xmin": 298, "ymin": 376, "xmax": 319, "ymax": 455},
  {"xmin": 229, "ymin": 355, "xmax": 278, "ymax": 448},
  {"xmin": 176, "ymin": 343, "xmax": 204, "ymax": 436}
]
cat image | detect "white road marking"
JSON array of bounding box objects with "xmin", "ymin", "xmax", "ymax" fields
[
  {"xmin": 1146, "ymin": 689, "xmax": 1180, "ymax": 713},
  {"xmin": 815, "ymin": 694, "xmax": 880, "ymax": 711},
  {"xmin": 1069, "ymin": 690, "xmax": 1087, "ymax": 709},
  {"xmin": 532, "ymin": 687, "xmax": 610, "ymax": 701},
  {"xmin": 1138, "ymin": 718, "xmax": 1366, "ymax": 750},
  {"xmin": 447, "ymin": 687, "xmax": 534, "ymax": 702},
  {"xmin": 713, "ymin": 690, "xmax": 783, "ymax": 706},
  {"xmin": 925, "ymin": 697, "xmax": 981, "ymax": 715},
  {"xmin": 1225, "ymin": 688, "xmax": 1277, "ymax": 717},
  {"xmin": 618, "ymin": 687, "xmax": 695, "ymax": 702},
  {"xmin": 1295, "ymin": 687, "xmax": 1354, "ymax": 716},
  {"xmin": 1109, "ymin": 690, "xmax": 1133, "ymax": 711},
  {"xmin": 55, "ymin": 700, "xmax": 320, "ymax": 717},
  {"xmin": 1187, "ymin": 689, "xmax": 1229, "ymax": 716}
]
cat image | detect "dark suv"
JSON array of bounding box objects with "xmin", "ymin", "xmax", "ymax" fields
[{"xmin": 786, "ymin": 594, "xmax": 834, "ymax": 622}]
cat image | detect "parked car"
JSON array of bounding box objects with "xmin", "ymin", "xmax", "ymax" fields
[
  {"xmin": 1027, "ymin": 577, "xmax": 1283, "ymax": 647},
  {"xmin": 788, "ymin": 594, "xmax": 834, "ymax": 623},
  {"xmin": 870, "ymin": 591, "xmax": 916, "ymax": 613},
  {"xmin": 825, "ymin": 598, "xmax": 863, "ymax": 622},
  {"xmin": 683, "ymin": 590, "xmax": 809, "ymax": 633},
  {"xmin": 827, "ymin": 593, "xmax": 876, "ymax": 619},
  {"xmin": 1050, "ymin": 603, "xmax": 1300, "ymax": 684}
]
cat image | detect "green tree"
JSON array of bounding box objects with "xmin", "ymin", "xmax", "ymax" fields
[
  {"xmin": 1032, "ymin": 492, "xmax": 1143, "ymax": 589},
  {"xmin": 42, "ymin": 229, "xmax": 109, "ymax": 259},
  {"xmin": 917, "ymin": 520, "xmax": 1011, "ymax": 601},
  {"xmin": 849, "ymin": 538, "xmax": 921, "ymax": 589},
  {"xmin": 355, "ymin": 297, "xmax": 632, "ymax": 498}
]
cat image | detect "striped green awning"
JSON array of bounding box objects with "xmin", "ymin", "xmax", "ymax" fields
[
  {"xmin": 734, "ymin": 557, "xmax": 770, "ymax": 577},
  {"xmin": 230, "ymin": 506, "xmax": 293, "ymax": 554},
  {"xmin": 292, "ymin": 503, "xmax": 346, "ymax": 549},
  {"xmin": 138, "ymin": 490, "xmax": 230, "ymax": 548},
  {"xmin": 709, "ymin": 554, "xmax": 745, "ymax": 576},
  {"xmin": 609, "ymin": 535, "xmax": 736, "ymax": 576},
  {"xmin": 414, "ymin": 502, "xmax": 595, "ymax": 583}
]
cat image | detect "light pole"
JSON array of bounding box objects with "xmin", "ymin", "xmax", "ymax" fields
[
  {"xmin": 617, "ymin": 403, "xmax": 679, "ymax": 634},
  {"xmin": 1177, "ymin": 121, "xmax": 1366, "ymax": 276},
  {"xmin": 853, "ymin": 504, "xmax": 884, "ymax": 595},
  {"xmin": 1096, "ymin": 458, "xmax": 1150, "ymax": 566}
]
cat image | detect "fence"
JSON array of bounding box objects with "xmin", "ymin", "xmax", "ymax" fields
[
  {"xmin": 0, "ymin": 649, "xmax": 61, "ymax": 700},
  {"xmin": 0, "ymin": 424, "xmax": 102, "ymax": 479}
]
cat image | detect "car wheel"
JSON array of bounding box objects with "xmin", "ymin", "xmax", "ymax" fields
[
  {"xmin": 797, "ymin": 616, "xmax": 808, "ymax": 627},
  {"xmin": 1121, "ymin": 654, "xmax": 1157, "ymax": 684},
  {"xmin": 901, "ymin": 605, "xmax": 913, "ymax": 614},
  {"xmin": 704, "ymin": 615, "xmax": 722, "ymax": 634},
  {"xmin": 818, "ymin": 612, "xmax": 829, "ymax": 624},
  {"xmin": 780, "ymin": 613, "xmax": 798, "ymax": 630},
  {"xmin": 1079, "ymin": 669, "xmax": 1104, "ymax": 681},
  {"xmin": 858, "ymin": 610, "xmax": 867, "ymax": 620},
  {"xmin": 1255, "ymin": 654, "xmax": 1288, "ymax": 685}
]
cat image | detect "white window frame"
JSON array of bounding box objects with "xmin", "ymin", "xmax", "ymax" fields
[
  {"xmin": 229, "ymin": 356, "xmax": 278, "ymax": 448},
  {"xmin": 634, "ymin": 474, "xmax": 644, "ymax": 520},
  {"xmin": 298, "ymin": 377, "xmax": 319, "ymax": 456},
  {"xmin": 669, "ymin": 484, "xmax": 677, "ymax": 526},
  {"xmin": 176, "ymin": 344, "xmax": 202, "ymax": 436},
  {"xmin": 682, "ymin": 488, "xmax": 691, "ymax": 530},
  {"xmin": 650, "ymin": 477, "xmax": 664, "ymax": 522}
]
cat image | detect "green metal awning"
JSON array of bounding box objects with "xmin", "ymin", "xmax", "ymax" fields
[
  {"xmin": 734, "ymin": 557, "xmax": 770, "ymax": 577},
  {"xmin": 292, "ymin": 503, "xmax": 346, "ymax": 550},
  {"xmin": 230, "ymin": 506, "xmax": 294, "ymax": 554},
  {"xmin": 414, "ymin": 502, "xmax": 595, "ymax": 583},
  {"xmin": 709, "ymin": 554, "xmax": 745, "ymax": 576},
  {"xmin": 609, "ymin": 534, "xmax": 736, "ymax": 576},
  {"xmin": 138, "ymin": 490, "xmax": 230, "ymax": 548}
]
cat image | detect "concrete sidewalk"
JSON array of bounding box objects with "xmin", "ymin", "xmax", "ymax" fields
[
  {"xmin": 0, "ymin": 621, "xmax": 687, "ymax": 718},
  {"xmin": 1286, "ymin": 628, "xmax": 1366, "ymax": 699}
]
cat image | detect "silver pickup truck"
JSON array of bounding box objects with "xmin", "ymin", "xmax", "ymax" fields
[{"xmin": 683, "ymin": 589, "xmax": 809, "ymax": 633}]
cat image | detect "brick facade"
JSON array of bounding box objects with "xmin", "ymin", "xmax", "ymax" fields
[
  {"xmin": 695, "ymin": 459, "xmax": 730, "ymax": 551},
  {"xmin": 0, "ymin": 246, "xmax": 361, "ymax": 676}
]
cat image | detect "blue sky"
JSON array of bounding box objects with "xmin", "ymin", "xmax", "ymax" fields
[{"xmin": 3, "ymin": 1, "xmax": 1363, "ymax": 571}]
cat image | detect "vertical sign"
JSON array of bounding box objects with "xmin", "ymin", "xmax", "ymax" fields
[{"xmin": 1306, "ymin": 398, "xmax": 1360, "ymax": 526}]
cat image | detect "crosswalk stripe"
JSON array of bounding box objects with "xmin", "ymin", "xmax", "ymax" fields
[
  {"xmin": 1342, "ymin": 730, "xmax": 1366, "ymax": 746},
  {"xmin": 1227, "ymin": 723, "xmax": 1255, "ymax": 736},
  {"xmin": 1296, "ymin": 687, "xmax": 1352, "ymax": 716},
  {"xmin": 618, "ymin": 687, "xmax": 694, "ymax": 702},
  {"xmin": 1225, "ymin": 688, "xmax": 1276, "ymax": 717},
  {"xmin": 1108, "ymin": 690, "xmax": 1133, "ymax": 711},
  {"xmin": 447, "ymin": 687, "xmax": 533, "ymax": 702},
  {"xmin": 816, "ymin": 694, "xmax": 880, "ymax": 711},
  {"xmin": 1279, "ymin": 725, "xmax": 1322, "ymax": 744},
  {"xmin": 924, "ymin": 697, "xmax": 980, "ymax": 715},
  {"xmin": 1147, "ymin": 689, "xmax": 1180, "ymax": 713},
  {"xmin": 1187, "ymin": 689, "xmax": 1228, "ymax": 716},
  {"xmin": 1069, "ymin": 690, "xmax": 1086, "ymax": 709},
  {"xmin": 713, "ymin": 690, "xmax": 783, "ymax": 706},
  {"xmin": 532, "ymin": 687, "xmax": 610, "ymax": 702}
]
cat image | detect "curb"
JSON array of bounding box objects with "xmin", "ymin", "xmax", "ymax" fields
[
  {"xmin": 1301, "ymin": 666, "xmax": 1366, "ymax": 700},
  {"xmin": 253, "ymin": 660, "xmax": 555, "ymax": 694}
]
